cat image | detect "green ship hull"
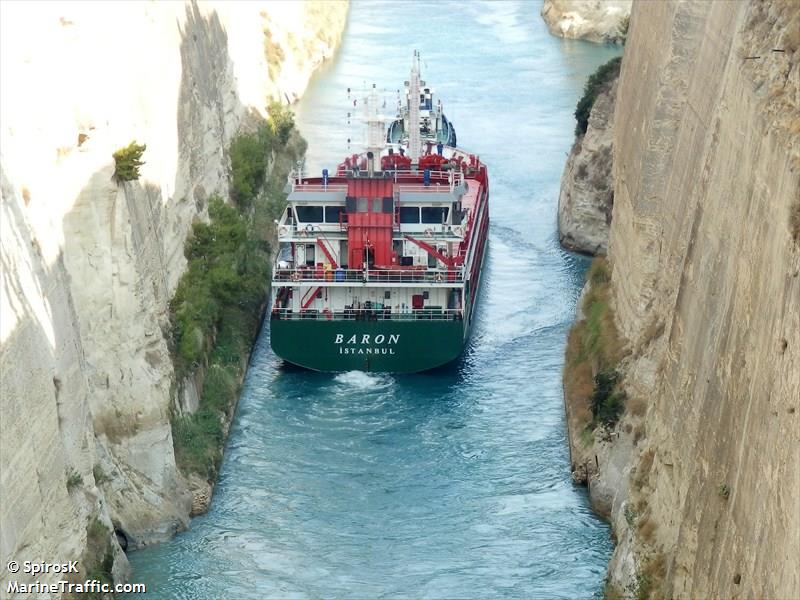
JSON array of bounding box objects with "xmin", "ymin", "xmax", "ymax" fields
[{"xmin": 270, "ymin": 318, "xmax": 467, "ymax": 373}]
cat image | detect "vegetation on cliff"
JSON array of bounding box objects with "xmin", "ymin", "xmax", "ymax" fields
[
  {"xmin": 112, "ymin": 141, "xmax": 146, "ymax": 181},
  {"xmin": 169, "ymin": 107, "xmax": 304, "ymax": 478},
  {"xmin": 574, "ymin": 57, "xmax": 622, "ymax": 136},
  {"xmin": 564, "ymin": 258, "xmax": 626, "ymax": 435}
]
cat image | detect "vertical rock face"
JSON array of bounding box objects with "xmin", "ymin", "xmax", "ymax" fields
[
  {"xmin": 0, "ymin": 0, "xmax": 347, "ymax": 591},
  {"xmin": 557, "ymin": 78, "xmax": 618, "ymax": 255},
  {"xmin": 603, "ymin": 0, "xmax": 799, "ymax": 597},
  {"xmin": 541, "ymin": 0, "xmax": 631, "ymax": 44}
]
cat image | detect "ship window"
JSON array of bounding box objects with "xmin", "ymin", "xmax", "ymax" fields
[
  {"xmin": 296, "ymin": 206, "xmax": 324, "ymax": 222},
  {"xmin": 400, "ymin": 206, "xmax": 420, "ymax": 223},
  {"xmin": 324, "ymin": 205, "xmax": 343, "ymax": 223},
  {"xmin": 357, "ymin": 197, "xmax": 369, "ymax": 213},
  {"xmin": 372, "ymin": 198, "xmax": 383, "ymax": 213},
  {"xmin": 382, "ymin": 197, "xmax": 394, "ymax": 213},
  {"xmin": 421, "ymin": 206, "xmax": 448, "ymax": 224}
]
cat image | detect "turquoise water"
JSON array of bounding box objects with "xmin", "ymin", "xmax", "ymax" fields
[{"xmin": 127, "ymin": 2, "xmax": 620, "ymax": 597}]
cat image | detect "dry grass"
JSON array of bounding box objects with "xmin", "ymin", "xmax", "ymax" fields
[
  {"xmin": 581, "ymin": 258, "xmax": 626, "ymax": 372},
  {"xmin": 791, "ymin": 200, "xmax": 800, "ymax": 246},
  {"xmin": 633, "ymin": 448, "xmax": 656, "ymax": 490},
  {"xmin": 562, "ymin": 258, "xmax": 636, "ymax": 458},
  {"xmin": 604, "ymin": 582, "xmax": 624, "ymax": 600},
  {"xmin": 564, "ymin": 323, "xmax": 595, "ymax": 432},
  {"xmin": 633, "ymin": 424, "xmax": 646, "ymax": 445},
  {"xmin": 263, "ymin": 28, "xmax": 285, "ymax": 82},
  {"xmin": 628, "ymin": 396, "xmax": 647, "ymax": 417},
  {"xmin": 638, "ymin": 516, "xmax": 658, "ymax": 541},
  {"xmin": 637, "ymin": 553, "xmax": 667, "ymax": 600}
]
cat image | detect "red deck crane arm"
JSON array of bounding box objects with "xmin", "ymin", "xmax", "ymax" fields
[
  {"xmin": 403, "ymin": 234, "xmax": 460, "ymax": 268},
  {"xmin": 315, "ymin": 238, "xmax": 338, "ymax": 268}
]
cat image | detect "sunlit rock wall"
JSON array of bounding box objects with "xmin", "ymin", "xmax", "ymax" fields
[
  {"xmin": 0, "ymin": 0, "xmax": 347, "ymax": 592},
  {"xmin": 541, "ymin": 0, "xmax": 631, "ymax": 44},
  {"xmin": 604, "ymin": 0, "xmax": 799, "ymax": 597}
]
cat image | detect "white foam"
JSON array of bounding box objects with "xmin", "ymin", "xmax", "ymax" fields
[{"xmin": 333, "ymin": 371, "xmax": 391, "ymax": 389}]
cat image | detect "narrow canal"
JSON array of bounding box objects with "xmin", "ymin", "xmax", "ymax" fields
[{"xmin": 128, "ymin": 2, "xmax": 620, "ymax": 597}]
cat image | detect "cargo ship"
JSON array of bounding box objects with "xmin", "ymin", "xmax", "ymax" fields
[{"xmin": 269, "ymin": 52, "xmax": 489, "ymax": 372}]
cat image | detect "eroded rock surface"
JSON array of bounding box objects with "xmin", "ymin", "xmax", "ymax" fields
[
  {"xmin": 565, "ymin": 0, "xmax": 800, "ymax": 597},
  {"xmin": 541, "ymin": 0, "xmax": 631, "ymax": 44},
  {"xmin": 558, "ymin": 78, "xmax": 618, "ymax": 255}
]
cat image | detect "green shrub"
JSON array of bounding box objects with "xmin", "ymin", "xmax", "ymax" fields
[
  {"xmin": 170, "ymin": 112, "xmax": 303, "ymax": 478},
  {"xmin": 230, "ymin": 128, "xmax": 271, "ymax": 209},
  {"xmin": 618, "ymin": 15, "xmax": 630, "ymax": 44},
  {"xmin": 170, "ymin": 196, "xmax": 268, "ymax": 371},
  {"xmin": 92, "ymin": 464, "xmax": 110, "ymax": 485},
  {"xmin": 718, "ymin": 483, "xmax": 731, "ymax": 499},
  {"xmin": 171, "ymin": 408, "xmax": 224, "ymax": 478},
  {"xmin": 112, "ymin": 141, "xmax": 146, "ymax": 181},
  {"xmin": 268, "ymin": 100, "xmax": 295, "ymax": 145},
  {"xmin": 591, "ymin": 371, "xmax": 626, "ymax": 426},
  {"xmin": 83, "ymin": 517, "xmax": 114, "ymax": 598},
  {"xmin": 575, "ymin": 57, "xmax": 622, "ymax": 136},
  {"xmin": 66, "ymin": 469, "xmax": 83, "ymax": 491}
]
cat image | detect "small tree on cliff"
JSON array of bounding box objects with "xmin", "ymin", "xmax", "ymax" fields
[
  {"xmin": 268, "ymin": 100, "xmax": 295, "ymax": 145},
  {"xmin": 112, "ymin": 141, "xmax": 146, "ymax": 181},
  {"xmin": 574, "ymin": 57, "xmax": 622, "ymax": 136}
]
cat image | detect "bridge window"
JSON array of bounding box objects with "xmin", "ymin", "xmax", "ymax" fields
[
  {"xmin": 421, "ymin": 206, "xmax": 448, "ymax": 224},
  {"xmin": 357, "ymin": 197, "xmax": 369, "ymax": 213},
  {"xmin": 324, "ymin": 205, "xmax": 343, "ymax": 223},
  {"xmin": 400, "ymin": 206, "xmax": 420, "ymax": 223},
  {"xmin": 296, "ymin": 206, "xmax": 323, "ymax": 222}
]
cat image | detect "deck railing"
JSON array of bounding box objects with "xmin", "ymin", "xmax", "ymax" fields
[
  {"xmin": 289, "ymin": 183, "xmax": 349, "ymax": 193},
  {"xmin": 272, "ymin": 267, "xmax": 463, "ymax": 284},
  {"xmin": 271, "ymin": 308, "xmax": 464, "ymax": 322}
]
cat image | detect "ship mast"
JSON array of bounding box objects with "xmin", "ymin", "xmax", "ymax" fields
[
  {"xmin": 364, "ymin": 83, "xmax": 384, "ymax": 173},
  {"xmin": 407, "ymin": 50, "xmax": 422, "ymax": 164}
]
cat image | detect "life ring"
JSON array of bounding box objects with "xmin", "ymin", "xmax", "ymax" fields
[
  {"xmin": 298, "ymin": 228, "xmax": 308, "ymax": 237},
  {"xmin": 435, "ymin": 272, "xmax": 444, "ymax": 282},
  {"xmin": 452, "ymin": 225, "xmax": 464, "ymax": 237},
  {"xmin": 291, "ymin": 271, "xmax": 300, "ymax": 282},
  {"xmin": 424, "ymin": 228, "xmax": 434, "ymax": 238}
]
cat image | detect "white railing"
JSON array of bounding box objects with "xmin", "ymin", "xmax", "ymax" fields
[
  {"xmin": 289, "ymin": 183, "xmax": 348, "ymax": 193},
  {"xmin": 271, "ymin": 307, "xmax": 464, "ymax": 321},
  {"xmin": 272, "ymin": 267, "xmax": 464, "ymax": 284}
]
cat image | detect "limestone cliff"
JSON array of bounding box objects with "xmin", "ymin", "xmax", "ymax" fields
[
  {"xmin": 558, "ymin": 77, "xmax": 618, "ymax": 255},
  {"xmin": 566, "ymin": 0, "xmax": 800, "ymax": 598},
  {"xmin": 541, "ymin": 0, "xmax": 631, "ymax": 44},
  {"xmin": 0, "ymin": 0, "xmax": 347, "ymax": 593}
]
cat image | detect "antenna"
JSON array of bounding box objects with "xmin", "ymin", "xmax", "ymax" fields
[
  {"xmin": 408, "ymin": 50, "xmax": 422, "ymax": 164},
  {"xmin": 364, "ymin": 83, "xmax": 385, "ymax": 171}
]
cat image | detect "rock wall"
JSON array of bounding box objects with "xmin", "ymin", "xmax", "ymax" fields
[
  {"xmin": 593, "ymin": 0, "xmax": 799, "ymax": 597},
  {"xmin": 0, "ymin": 0, "xmax": 347, "ymax": 593},
  {"xmin": 557, "ymin": 77, "xmax": 618, "ymax": 255},
  {"xmin": 541, "ymin": 0, "xmax": 631, "ymax": 44}
]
